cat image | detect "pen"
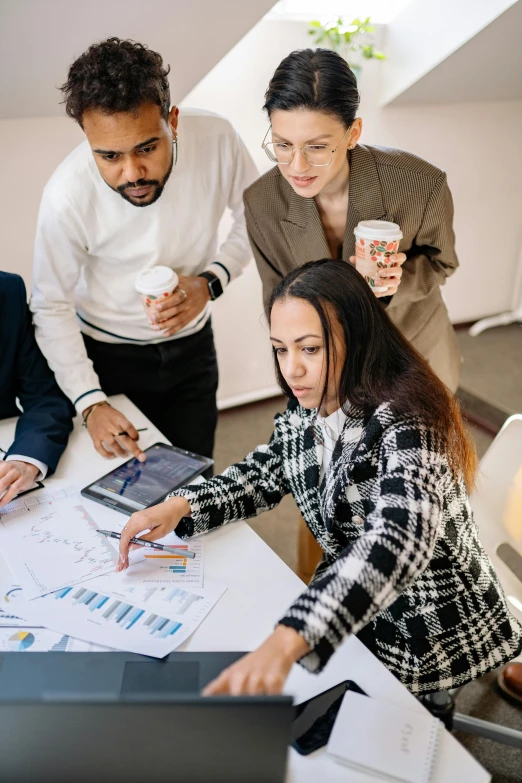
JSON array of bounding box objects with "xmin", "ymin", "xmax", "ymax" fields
[
  {"xmin": 116, "ymin": 427, "xmax": 148, "ymax": 436},
  {"xmin": 97, "ymin": 529, "xmax": 196, "ymax": 559}
]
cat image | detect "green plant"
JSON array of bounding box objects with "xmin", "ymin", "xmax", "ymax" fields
[{"xmin": 308, "ymin": 16, "xmax": 385, "ymax": 72}]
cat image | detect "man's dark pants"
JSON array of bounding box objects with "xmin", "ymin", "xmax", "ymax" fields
[{"xmin": 83, "ymin": 320, "xmax": 218, "ymax": 471}]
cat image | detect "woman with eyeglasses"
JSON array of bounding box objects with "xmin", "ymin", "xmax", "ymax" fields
[{"xmin": 244, "ymin": 48, "xmax": 461, "ymax": 392}]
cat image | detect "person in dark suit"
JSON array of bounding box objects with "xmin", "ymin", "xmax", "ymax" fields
[{"xmin": 0, "ymin": 271, "xmax": 74, "ymax": 507}]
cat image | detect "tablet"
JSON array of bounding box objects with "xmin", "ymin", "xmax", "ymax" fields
[{"xmin": 81, "ymin": 442, "xmax": 213, "ymax": 516}]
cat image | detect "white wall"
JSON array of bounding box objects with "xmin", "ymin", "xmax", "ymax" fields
[
  {"xmin": 0, "ymin": 116, "xmax": 84, "ymax": 284},
  {"xmin": 182, "ymin": 17, "xmax": 522, "ymax": 325},
  {"xmin": 0, "ymin": 0, "xmax": 275, "ymax": 119},
  {"xmin": 381, "ymin": 0, "xmax": 519, "ymax": 104},
  {"xmin": 1, "ymin": 15, "xmax": 521, "ymax": 407},
  {"xmin": 0, "ymin": 114, "xmax": 279, "ymax": 408}
]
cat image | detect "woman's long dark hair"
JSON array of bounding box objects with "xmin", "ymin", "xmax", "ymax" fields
[
  {"xmin": 269, "ymin": 260, "xmax": 477, "ymax": 490},
  {"xmin": 263, "ymin": 48, "xmax": 359, "ymax": 127}
]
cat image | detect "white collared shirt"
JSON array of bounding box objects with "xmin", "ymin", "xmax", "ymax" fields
[
  {"xmin": 31, "ymin": 108, "xmax": 258, "ymax": 414},
  {"xmin": 316, "ymin": 407, "xmax": 348, "ymax": 482},
  {"xmin": 5, "ymin": 455, "xmax": 47, "ymax": 480}
]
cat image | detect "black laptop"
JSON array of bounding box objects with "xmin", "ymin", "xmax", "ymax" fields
[{"xmin": 0, "ymin": 651, "xmax": 294, "ymax": 783}]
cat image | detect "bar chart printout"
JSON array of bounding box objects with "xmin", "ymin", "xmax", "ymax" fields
[
  {"xmin": 54, "ymin": 586, "xmax": 182, "ymax": 638},
  {"xmin": 0, "ymin": 488, "xmax": 118, "ymax": 599},
  {"xmin": 15, "ymin": 581, "xmax": 226, "ymax": 658},
  {"xmin": 133, "ymin": 586, "xmax": 203, "ymax": 615},
  {"xmin": 123, "ymin": 535, "xmax": 204, "ymax": 588},
  {"xmin": 94, "ymin": 581, "xmax": 226, "ymax": 626}
]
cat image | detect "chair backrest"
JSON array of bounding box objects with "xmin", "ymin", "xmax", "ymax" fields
[{"xmin": 470, "ymin": 415, "xmax": 522, "ymax": 624}]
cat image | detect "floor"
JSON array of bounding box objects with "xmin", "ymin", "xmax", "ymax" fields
[
  {"xmin": 213, "ymin": 322, "xmax": 522, "ymax": 782},
  {"xmin": 457, "ymin": 324, "xmax": 522, "ymax": 417},
  {"xmin": 214, "ymin": 395, "xmax": 299, "ymax": 574}
]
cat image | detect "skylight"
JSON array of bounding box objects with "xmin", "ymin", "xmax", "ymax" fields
[{"xmin": 268, "ymin": 0, "xmax": 415, "ymax": 24}]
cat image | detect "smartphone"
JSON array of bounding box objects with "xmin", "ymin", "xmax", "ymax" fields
[{"xmin": 291, "ymin": 680, "xmax": 367, "ymax": 755}]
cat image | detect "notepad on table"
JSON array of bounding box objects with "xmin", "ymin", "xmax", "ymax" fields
[{"xmin": 327, "ymin": 690, "xmax": 441, "ymax": 783}]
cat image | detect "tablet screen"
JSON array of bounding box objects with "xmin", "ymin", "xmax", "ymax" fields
[{"xmin": 83, "ymin": 443, "xmax": 210, "ymax": 512}]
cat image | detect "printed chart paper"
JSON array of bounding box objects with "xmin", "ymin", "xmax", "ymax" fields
[
  {"xmin": 0, "ymin": 485, "xmax": 80, "ymax": 517},
  {"xmin": 65, "ymin": 638, "xmax": 115, "ymax": 653},
  {"xmin": 0, "ymin": 580, "xmax": 34, "ymax": 627},
  {"xmin": 0, "ymin": 487, "xmax": 118, "ymax": 599},
  {"xmin": 94, "ymin": 579, "xmax": 224, "ymax": 622},
  {"xmin": 16, "ymin": 581, "xmax": 226, "ymax": 658},
  {"xmin": 0, "ymin": 626, "xmax": 70, "ymax": 652},
  {"xmin": 0, "ymin": 579, "xmax": 113, "ymax": 651},
  {"xmin": 112, "ymin": 533, "xmax": 204, "ymax": 589}
]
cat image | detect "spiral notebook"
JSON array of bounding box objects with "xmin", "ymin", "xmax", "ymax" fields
[{"xmin": 327, "ymin": 691, "xmax": 441, "ymax": 783}]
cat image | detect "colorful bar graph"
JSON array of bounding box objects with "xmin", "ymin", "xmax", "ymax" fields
[
  {"xmin": 46, "ymin": 584, "xmax": 185, "ymax": 642},
  {"xmin": 50, "ymin": 634, "xmax": 70, "ymax": 652},
  {"xmin": 146, "ymin": 614, "xmax": 182, "ymax": 638},
  {"xmin": 116, "ymin": 604, "xmax": 133, "ymax": 623},
  {"xmin": 144, "ymin": 553, "xmax": 187, "ymax": 574},
  {"xmin": 125, "ymin": 608, "xmax": 145, "ymax": 630},
  {"xmin": 54, "ymin": 587, "xmax": 73, "ymax": 599},
  {"xmin": 103, "ymin": 601, "xmax": 121, "ymax": 620}
]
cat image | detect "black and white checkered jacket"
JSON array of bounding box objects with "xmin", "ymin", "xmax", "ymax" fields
[{"xmin": 173, "ymin": 400, "xmax": 522, "ymax": 694}]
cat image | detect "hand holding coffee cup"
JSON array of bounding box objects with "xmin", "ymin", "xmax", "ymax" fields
[
  {"xmin": 135, "ymin": 266, "xmax": 180, "ymax": 325},
  {"xmin": 353, "ymin": 221, "xmax": 404, "ymax": 296}
]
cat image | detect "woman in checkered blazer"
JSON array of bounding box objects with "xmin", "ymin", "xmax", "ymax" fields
[{"xmin": 118, "ymin": 260, "xmax": 522, "ymax": 697}]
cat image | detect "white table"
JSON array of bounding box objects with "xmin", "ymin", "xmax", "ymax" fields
[{"xmin": 0, "ymin": 395, "xmax": 489, "ymax": 783}]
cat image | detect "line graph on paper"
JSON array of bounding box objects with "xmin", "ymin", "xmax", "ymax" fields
[
  {"xmin": 23, "ymin": 505, "xmax": 114, "ymax": 568},
  {"xmin": 0, "ymin": 489, "xmax": 118, "ymax": 600}
]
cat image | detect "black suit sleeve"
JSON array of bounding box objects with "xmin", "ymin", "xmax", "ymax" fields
[{"xmin": 6, "ymin": 277, "xmax": 74, "ymax": 474}]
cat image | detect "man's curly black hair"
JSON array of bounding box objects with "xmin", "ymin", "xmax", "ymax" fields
[{"xmin": 60, "ymin": 37, "xmax": 171, "ymax": 126}]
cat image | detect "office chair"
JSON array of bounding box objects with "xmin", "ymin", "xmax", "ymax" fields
[{"xmin": 421, "ymin": 415, "xmax": 522, "ymax": 750}]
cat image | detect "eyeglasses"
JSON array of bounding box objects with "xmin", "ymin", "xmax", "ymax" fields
[{"xmin": 261, "ymin": 125, "xmax": 352, "ymax": 167}]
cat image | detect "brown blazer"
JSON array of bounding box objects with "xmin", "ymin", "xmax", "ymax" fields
[{"xmin": 244, "ymin": 143, "xmax": 461, "ymax": 391}]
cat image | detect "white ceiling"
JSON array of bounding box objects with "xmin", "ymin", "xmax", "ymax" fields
[
  {"xmin": 388, "ymin": 1, "xmax": 522, "ymax": 104},
  {"xmin": 0, "ymin": 0, "xmax": 276, "ymax": 119}
]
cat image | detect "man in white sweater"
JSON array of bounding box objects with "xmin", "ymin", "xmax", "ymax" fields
[{"xmin": 31, "ymin": 38, "xmax": 257, "ymax": 467}]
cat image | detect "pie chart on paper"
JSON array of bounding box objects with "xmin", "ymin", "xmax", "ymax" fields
[
  {"xmin": 8, "ymin": 631, "xmax": 35, "ymax": 651},
  {"xmin": 4, "ymin": 587, "xmax": 22, "ymax": 604}
]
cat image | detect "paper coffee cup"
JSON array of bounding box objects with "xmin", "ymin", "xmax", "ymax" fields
[
  {"xmin": 354, "ymin": 220, "xmax": 403, "ymax": 293},
  {"xmin": 135, "ymin": 266, "xmax": 179, "ymax": 321}
]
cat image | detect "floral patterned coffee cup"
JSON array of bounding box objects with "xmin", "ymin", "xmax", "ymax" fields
[
  {"xmin": 135, "ymin": 266, "xmax": 179, "ymax": 325},
  {"xmin": 354, "ymin": 220, "xmax": 403, "ymax": 293}
]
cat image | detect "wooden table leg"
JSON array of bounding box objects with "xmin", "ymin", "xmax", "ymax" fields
[{"xmin": 297, "ymin": 515, "xmax": 323, "ymax": 584}]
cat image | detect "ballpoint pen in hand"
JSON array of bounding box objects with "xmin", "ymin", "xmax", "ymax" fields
[{"xmin": 97, "ymin": 529, "xmax": 196, "ymax": 559}]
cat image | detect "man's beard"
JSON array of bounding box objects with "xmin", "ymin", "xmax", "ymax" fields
[{"xmin": 111, "ymin": 151, "xmax": 174, "ymax": 208}]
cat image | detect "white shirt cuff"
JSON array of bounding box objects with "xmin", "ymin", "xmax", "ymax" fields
[
  {"xmin": 74, "ymin": 390, "xmax": 108, "ymax": 416},
  {"xmin": 205, "ymin": 262, "xmax": 230, "ymax": 290},
  {"xmin": 5, "ymin": 455, "xmax": 48, "ymax": 481}
]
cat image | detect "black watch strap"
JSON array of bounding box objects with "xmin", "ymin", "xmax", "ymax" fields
[{"xmin": 198, "ymin": 271, "xmax": 224, "ymax": 300}]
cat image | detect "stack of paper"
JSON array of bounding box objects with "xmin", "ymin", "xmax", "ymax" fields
[{"xmin": 0, "ymin": 485, "xmax": 225, "ymax": 657}]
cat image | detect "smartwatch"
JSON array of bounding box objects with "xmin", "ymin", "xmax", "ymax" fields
[{"xmin": 198, "ymin": 271, "xmax": 224, "ymax": 301}]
